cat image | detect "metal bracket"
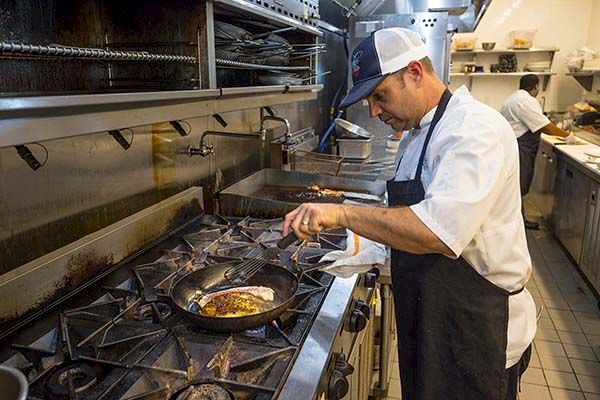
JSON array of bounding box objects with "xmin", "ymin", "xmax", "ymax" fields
[
  {"xmin": 169, "ymin": 120, "xmax": 190, "ymax": 137},
  {"xmin": 108, "ymin": 129, "xmax": 132, "ymax": 150},
  {"xmin": 212, "ymin": 114, "xmax": 228, "ymax": 128},
  {"xmin": 262, "ymin": 106, "xmax": 276, "ymax": 117},
  {"xmin": 15, "ymin": 145, "xmax": 42, "ymax": 170}
]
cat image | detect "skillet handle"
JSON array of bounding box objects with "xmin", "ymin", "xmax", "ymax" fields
[{"xmin": 277, "ymin": 231, "xmax": 298, "ymax": 249}]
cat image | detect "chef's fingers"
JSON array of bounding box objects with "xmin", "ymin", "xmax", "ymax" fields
[
  {"xmin": 290, "ymin": 206, "xmax": 311, "ymax": 240},
  {"xmin": 308, "ymin": 206, "xmax": 324, "ymax": 234},
  {"xmin": 283, "ymin": 206, "xmax": 302, "ymax": 236}
]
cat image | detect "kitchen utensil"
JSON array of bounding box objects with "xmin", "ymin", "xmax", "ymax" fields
[
  {"xmin": 335, "ymin": 118, "xmax": 373, "ymax": 139},
  {"xmin": 170, "ymin": 262, "xmax": 300, "ymax": 332},
  {"xmin": 224, "ymin": 231, "xmax": 298, "ymax": 283},
  {"xmin": 341, "ymin": 191, "xmax": 381, "ymax": 201},
  {"xmin": 481, "ymin": 42, "xmax": 496, "ymax": 50},
  {"xmin": 0, "ymin": 366, "xmax": 28, "ymax": 400}
]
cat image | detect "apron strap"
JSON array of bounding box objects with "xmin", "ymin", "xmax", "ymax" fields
[
  {"xmin": 413, "ymin": 88, "xmax": 453, "ymax": 180},
  {"xmin": 393, "ymin": 89, "xmax": 453, "ymax": 176}
]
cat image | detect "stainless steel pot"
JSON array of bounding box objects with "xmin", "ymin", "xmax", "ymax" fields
[{"xmin": 0, "ymin": 366, "xmax": 28, "ymax": 400}]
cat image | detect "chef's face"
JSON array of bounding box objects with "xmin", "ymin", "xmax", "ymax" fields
[{"xmin": 366, "ymin": 62, "xmax": 426, "ymax": 131}]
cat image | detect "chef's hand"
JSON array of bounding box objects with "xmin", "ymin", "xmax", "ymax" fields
[
  {"xmin": 565, "ymin": 133, "xmax": 578, "ymax": 145},
  {"xmin": 283, "ymin": 203, "xmax": 346, "ymax": 240}
]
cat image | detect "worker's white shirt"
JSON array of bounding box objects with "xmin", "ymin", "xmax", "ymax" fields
[
  {"xmin": 393, "ymin": 85, "xmax": 536, "ymax": 368},
  {"xmin": 500, "ymin": 89, "xmax": 550, "ymax": 138}
]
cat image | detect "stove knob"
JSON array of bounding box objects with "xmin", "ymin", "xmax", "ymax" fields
[
  {"xmin": 349, "ymin": 309, "xmax": 367, "ymax": 332},
  {"xmin": 328, "ymin": 370, "xmax": 349, "ymax": 399},
  {"xmin": 334, "ymin": 353, "xmax": 355, "ymax": 376},
  {"xmin": 364, "ymin": 268, "xmax": 379, "ymax": 288},
  {"xmin": 356, "ymin": 299, "xmax": 371, "ymax": 320}
]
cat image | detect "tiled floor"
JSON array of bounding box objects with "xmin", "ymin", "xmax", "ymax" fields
[{"xmin": 384, "ymin": 203, "xmax": 600, "ymax": 399}]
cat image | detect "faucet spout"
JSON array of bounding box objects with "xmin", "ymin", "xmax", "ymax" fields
[{"xmin": 260, "ymin": 115, "xmax": 290, "ymax": 142}]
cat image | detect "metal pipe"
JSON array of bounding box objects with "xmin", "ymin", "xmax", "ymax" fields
[
  {"xmin": 215, "ymin": 58, "xmax": 310, "ymax": 71},
  {"xmin": 0, "ymin": 41, "xmax": 197, "ymax": 63},
  {"xmin": 260, "ymin": 115, "xmax": 290, "ymax": 142},
  {"xmin": 188, "ymin": 130, "xmax": 261, "ymax": 157}
]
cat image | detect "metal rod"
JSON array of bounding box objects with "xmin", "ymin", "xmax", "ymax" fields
[
  {"xmin": 0, "ymin": 41, "xmax": 197, "ymax": 63},
  {"xmin": 76, "ymin": 299, "xmax": 141, "ymax": 348},
  {"xmin": 216, "ymin": 58, "xmax": 310, "ymax": 71},
  {"xmin": 97, "ymin": 329, "xmax": 167, "ymax": 349}
]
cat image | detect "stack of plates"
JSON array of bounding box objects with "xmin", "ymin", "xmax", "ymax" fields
[{"xmin": 525, "ymin": 61, "xmax": 551, "ymax": 72}]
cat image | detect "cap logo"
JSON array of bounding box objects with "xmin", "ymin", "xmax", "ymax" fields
[{"xmin": 351, "ymin": 50, "xmax": 362, "ymax": 78}]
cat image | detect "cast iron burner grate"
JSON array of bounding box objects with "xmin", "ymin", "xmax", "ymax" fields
[{"xmin": 0, "ymin": 215, "xmax": 343, "ymax": 399}]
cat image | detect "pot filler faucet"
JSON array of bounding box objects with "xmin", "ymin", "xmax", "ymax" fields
[{"xmin": 187, "ymin": 114, "xmax": 290, "ymax": 158}]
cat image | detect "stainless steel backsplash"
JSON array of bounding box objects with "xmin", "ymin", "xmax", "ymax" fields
[{"xmin": 0, "ymin": 100, "xmax": 319, "ymax": 274}]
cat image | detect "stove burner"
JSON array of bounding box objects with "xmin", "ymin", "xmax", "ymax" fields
[
  {"xmin": 134, "ymin": 302, "xmax": 172, "ymax": 323},
  {"xmin": 45, "ymin": 363, "xmax": 97, "ymax": 399},
  {"xmin": 173, "ymin": 384, "xmax": 233, "ymax": 400}
]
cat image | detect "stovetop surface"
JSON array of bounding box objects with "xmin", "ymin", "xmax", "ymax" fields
[{"xmin": 0, "ymin": 214, "xmax": 348, "ymax": 400}]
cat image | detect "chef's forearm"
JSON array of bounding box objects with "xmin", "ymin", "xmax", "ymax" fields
[
  {"xmin": 541, "ymin": 122, "xmax": 569, "ymax": 138},
  {"xmin": 339, "ymin": 204, "xmax": 454, "ymax": 256}
]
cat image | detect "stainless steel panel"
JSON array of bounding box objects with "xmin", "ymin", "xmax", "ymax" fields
[
  {"xmin": 552, "ymin": 157, "xmax": 590, "ymax": 264},
  {"xmin": 0, "ymin": 87, "xmax": 321, "ymax": 148},
  {"xmin": 347, "ymin": 13, "xmax": 449, "ymax": 137},
  {"xmin": 529, "ymin": 140, "xmax": 557, "ymax": 223},
  {"xmin": 581, "ymin": 181, "xmax": 600, "ymax": 292},
  {"xmin": 0, "ymin": 187, "xmax": 203, "ymax": 326}
]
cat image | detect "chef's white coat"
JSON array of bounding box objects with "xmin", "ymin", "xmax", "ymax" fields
[
  {"xmin": 500, "ymin": 89, "xmax": 550, "ymax": 138},
  {"xmin": 393, "ymin": 85, "xmax": 537, "ymax": 368}
]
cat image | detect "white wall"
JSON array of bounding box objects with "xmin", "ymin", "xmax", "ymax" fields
[
  {"xmin": 588, "ymin": 0, "xmax": 600, "ymax": 50},
  {"xmin": 450, "ymin": 0, "xmax": 594, "ymax": 112}
]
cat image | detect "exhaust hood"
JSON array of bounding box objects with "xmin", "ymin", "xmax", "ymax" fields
[{"xmin": 335, "ymin": 0, "xmax": 491, "ymax": 32}]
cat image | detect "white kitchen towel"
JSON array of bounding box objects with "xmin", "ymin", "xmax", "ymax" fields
[{"xmin": 319, "ymin": 229, "xmax": 387, "ymax": 278}]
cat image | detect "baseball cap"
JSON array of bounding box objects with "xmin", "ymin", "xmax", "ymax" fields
[{"xmin": 339, "ymin": 28, "xmax": 429, "ymax": 109}]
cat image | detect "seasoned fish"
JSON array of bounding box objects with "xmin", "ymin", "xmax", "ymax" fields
[{"xmin": 196, "ymin": 286, "xmax": 275, "ymax": 317}]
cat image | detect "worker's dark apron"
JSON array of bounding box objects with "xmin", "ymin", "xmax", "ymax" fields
[
  {"xmin": 387, "ymin": 89, "xmax": 529, "ymax": 400},
  {"xmin": 517, "ymin": 129, "xmax": 541, "ymax": 196}
]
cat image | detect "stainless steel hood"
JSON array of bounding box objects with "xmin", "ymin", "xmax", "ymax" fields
[{"xmin": 335, "ymin": 0, "xmax": 491, "ymax": 32}]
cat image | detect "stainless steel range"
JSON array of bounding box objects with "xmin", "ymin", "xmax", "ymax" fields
[{"xmin": 0, "ymin": 193, "xmax": 377, "ymax": 400}]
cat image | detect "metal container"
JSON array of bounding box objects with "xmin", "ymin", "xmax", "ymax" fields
[
  {"xmin": 337, "ymin": 138, "xmax": 373, "ymax": 159},
  {"xmin": 217, "ymin": 168, "xmax": 386, "ymax": 217}
]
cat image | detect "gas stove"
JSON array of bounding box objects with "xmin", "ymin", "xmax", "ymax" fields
[{"xmin": 0, "ymin": 212, "xmax": 376, "ymax": 400}]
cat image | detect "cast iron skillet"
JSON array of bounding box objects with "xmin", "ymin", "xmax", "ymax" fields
[{"xmin": 170, "ymin": 262, "xmax": 299, "ymax": 332}]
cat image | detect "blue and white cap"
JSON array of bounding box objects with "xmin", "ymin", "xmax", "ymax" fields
[{"xmin": 339, "ymin": 28, "xmax": 429, "ymax": 109}]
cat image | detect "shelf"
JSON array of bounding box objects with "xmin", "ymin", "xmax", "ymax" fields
[
  {"xmin": 450, "ymin": 72, "xmax": 556, "ymax": 91},
  {"xmin": 0, "ymin": 85, "xmax": 322, "ymax": 148},
  {"xmin": 452, "ymin": 47, "xmax": 559, "ymax": 54},
  {"xmin": 450, "ymin": 72, "xmax": 556, "ymax": 77},
  {"xmin": 566, "ymin": 71, "xmax": 600, "ymax": 91}
]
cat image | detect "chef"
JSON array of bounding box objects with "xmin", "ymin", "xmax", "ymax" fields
[
  {"xmin": 283, "ymin": 28, "xmax": 536, "ymax": 399},
  {"xmin": 501, "ymin": 74, "xmax": 575, "ymax": 230}
]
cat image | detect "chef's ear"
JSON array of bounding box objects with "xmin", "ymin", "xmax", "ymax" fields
[{"xmin": 404, "ymin": 61, "xmax": 425, "ymax": 85}]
